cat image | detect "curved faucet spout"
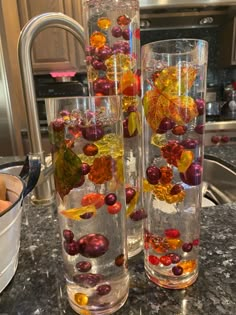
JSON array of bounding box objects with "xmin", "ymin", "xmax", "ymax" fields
[{"xmin": 17, "ymin": 12, "xmax": 85, "ymax": 204}]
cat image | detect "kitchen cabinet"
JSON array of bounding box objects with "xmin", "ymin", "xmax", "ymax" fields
[
  {"xmin": 219, "ymin": 16, "xmax": 236, "ymax": 67},
  {"xmin": 17, "ymin": 0, "xmax": 86, "ymax": 74}
]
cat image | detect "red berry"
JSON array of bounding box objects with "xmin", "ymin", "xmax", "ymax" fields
[
  {"xmin": 107, "ymin": 202, "xmax": 122, "ymax": 214},
  {"xmin": 146, "ymin": 165, "xmax": 161, "ymax": 185},
  {"xmin": 164, "ymin": 228, "xmax": 180, "ymax": 238},
  {"xmin": 193, "ymin": 239, "xmax": 199, "ymax": 246},
  {"xmin": 63, "ymin": 229, "xmax": 74, "ymax": 242},
  {"xmin": 172, "ymin": 265, "xmax": 183, "ymax": 276},
  {"xmin": 105, "ymin": 193, "xmax": 117, "ymax": 206},
  {"xmin": 182, "ymin": 242, "xmax": 193, "ymax": 252},
  {"xmin": 167, "ymin": 253, "xmax": 181, "ymax": 264},
  {"xmin": 64, "ymin": 240, "xmax": 79, "ymax": 256},
  {"xmin": 160, "ymin": 255, "xmax": 172, "ymax": 266},
  {"xmin": 125, "ymin": 187, "xmax": 136, "ymax": 204},
  {"xmin": 81, "ymin": 163, "xmax": 90, "ymax": 175},
  {"xmin": 76, "ymin": 261, "xmax": 92, "ymax": 272},
  {"xmin": 148, "ymin": 255, "xmax": 159, "ymax": 265}
]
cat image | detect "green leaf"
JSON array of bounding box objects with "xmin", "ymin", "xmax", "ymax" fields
[{"xmin": 54, "ymin": 145, "xmax": 82, "ymax": 199}]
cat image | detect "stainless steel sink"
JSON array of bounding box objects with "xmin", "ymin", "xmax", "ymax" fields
[{"xmin": 203, "ymin": 155, "xmax": 236, "ymax": 206}]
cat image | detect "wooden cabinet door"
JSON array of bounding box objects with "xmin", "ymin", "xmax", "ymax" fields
[
  {"xmin": 17, "ymin": 0, "xmax": 86, "ymax": 73},
  {"xmin": 232, "ymin": 17, "xmax": 236, "ymax": 65},
  {"xmin": 219, "ymin": 17, "xmax": 236, "ymax": 67}
]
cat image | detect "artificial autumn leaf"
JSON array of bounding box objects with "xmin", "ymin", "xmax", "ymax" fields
[
  {"xmin": 128, "ymin": 111, "xmax": 141, "ymax": 136},
  {"xmin": 61, "ymin": 205, "xmax": 96, "ymax": 220},
  {"xmin": 169, "ymin": 95, "xmax": 198, "ymax": 125},
  {"xmin": 154, "ymin": 66, "xmax": 197, "ymax": 95},
  {"xmin": 126, "ymin": 192, "xmax": 139, "ymax": 217},
  {"xmin": 54, "ymin": 145, "xmax": 82, "ymax": 199},
  {"xmin": 128, "ymin": 112, "xmax": 137, "ymax": 136},
  {"xmin": 143, "ymin": 65, "xmax": 198, "ymax": 131},
  {"xmin": 145, "ymin": 93, "xmax": 168, "ymax": 131}
]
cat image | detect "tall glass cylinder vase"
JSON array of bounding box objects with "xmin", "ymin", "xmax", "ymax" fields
[
  {"xmin": 46, "ymin": 96, "xmax": 129, "ymax": 314},
  {"xmin": 82, "ymin": 0, "xmax": 144, "ymax": 258},
  {"xmin": 141, "ymin": 39, "xmax": 208, "ymax": 289}
]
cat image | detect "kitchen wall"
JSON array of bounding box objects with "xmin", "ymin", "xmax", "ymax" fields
[{"xmin": 141, "ymin": 26, "xmax": 236, "ymax": 99}]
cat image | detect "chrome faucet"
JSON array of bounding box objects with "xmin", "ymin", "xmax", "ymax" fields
[{"xmin": 18, "ymin": 12, "xmax": 85, "ymax": 204}]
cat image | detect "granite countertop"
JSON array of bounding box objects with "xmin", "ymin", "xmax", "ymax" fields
[{"xmin": 0, "ymin": 145, "xmax": 236, "ymax": 315}]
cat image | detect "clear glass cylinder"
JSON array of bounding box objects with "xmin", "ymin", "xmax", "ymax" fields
[
  {"xmin": 82, "ymin": 0, "xmax": 144, "ymax": 258},
  {"xmin": 141, "ymin": 39, "xmax": 208, "ymax": 289},
  {"xmin": 46, "ymin": 96, "xmax": 129, "ymax": 314}
]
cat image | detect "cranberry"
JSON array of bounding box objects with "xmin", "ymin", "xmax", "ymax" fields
[
  {"xmin": 181, "ymin": 139, "xmax": 198, "ymax": 149},
  {"xmin": 115, "ymin": 254, "xmax": 125, "ymax": 267},
  {"xmin": 60, "ymin": 110, "xmax": 70, "ymax": 117},
  {"xmin": 122, "ymin": 29, "xmax": 130, "ymax": 40},
  {"xmin": 193, "ymin": 239, "xmax": 199, "ymax": 246},
  {"xmin": 111, "ymin": 26, "xmax": 122, "ymax": 38},
  {"xmin": 81, "ymin": 163, "xmax": 90, "ymax": 175},
  {"xmin": 73, "ymin": 273, "xmax": 102, "ymax": 288},
  {"xmin": 96, "ymin": 284, "xmax": 111, "ymax": 296},
  {"xmin": 157, "ymin": 118, "xmax": 175, "ymax": 133},
  {"xmin": 196, "ymin": 98, "xmax": 205, "ymax": 116},
  {"xmin": 51, "ymin": 118, "xmax": 65, "ymax": 132},
  {"xmin": 167, "ymin": 253, "xmax": 181, "ymax": 264},
  {"xmin": 96, "ymin": 46, "xmax": 112, "ymax": 60},
  {"xmin": 64, "ymin": 240, "xmax": 79, "ymax": 256},
  {"xmin": 82, "ymin": 125, "xmax": 104, "ymax": 142},
  {"xmin": 164, "ymin": 228, "xmax": 180, "ymax": 238},
  {"xmin": 92, "ymin": 59, "xmax": 106, "ymax": 71},
  {"xmin": 107, "ymin": 202, "xmax": 122, "ymax": 214},
  {"xmin": 104, "ymin": 193, "xmax": 117, "ymax": 206},
  {"xmin": 160, "ymin": 255, "xmax": 172, "ymax": 266},
  {"xmin": 194, "ymin": 124, "xmax": 204, "ymax": 134},
  {"xmin": 182, "ymin": 242, "xmax": 193, "ymax": 252},
  {"xmin": 76, "ymin": 261, "xmax": 92, "ymax": 272},
  {"xmin": 127, "ymin": 105, "xmax": 137, "ymax": 113},
  {"xmin": 146, "ymin": 165, "xmax": 161, "ymax": 185},
  {"xmin": 180, "ymin": 162, "xmax": 202, "ymax": 186},
  {"xmin": 123, "ymin": 118, "xmax": 137, "ymax": 137},
  {"xmin": 77, "ymin": 234, "xmax": 109, "ymax": 258},
  {"xmin": 63, "ymin": 229, "xmax": 74, "ymax": 243},
  {"xmin": 172, "ymin": 125, "xmax": 187, "ymax": 135},
  {"xmin": 148, "ymin": 255, "xmax": 159, "ymax": 265},
  {"xmin": 125, "ymin": 187, "xmax": 136, "ymax": 204},
  {"xmin": 130, "ymin": 209, "xmax": 147, "ymax": 221},
  {"xmin": 80, "ymin": 212, "xmax": 94, "ymax": 219},
  {"xmin": 172, "ymin": 265, "xmax": 183, "ymax": 276},
  {"xmin": 170, "ymin": 184, "xmax": 183, "ymax": 195}
]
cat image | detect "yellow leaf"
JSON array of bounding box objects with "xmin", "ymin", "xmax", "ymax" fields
[
  {"xmin": 126, "ymin": 192, "xmax": 139, "ymax": 217},
  {"xmin": 128, "ymin": 112, "xmax": 137, "ymax": 136},
  {"xmin": 61, "ymin": 205, "xmax": 96, "ymax": 220}
]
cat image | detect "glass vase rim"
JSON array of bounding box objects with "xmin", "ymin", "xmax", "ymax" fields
[
  {"xmin": 142, "ymin": 38, "xmax": 208, "ymax": 55},
  {"xmin": 44, "ymin": 95, "xmax": 121, "ymax": 101}
]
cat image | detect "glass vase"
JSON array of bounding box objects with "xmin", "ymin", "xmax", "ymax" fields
[
  {"xmin": 141, "ymin": 39, "xmax": 208, "ymax": 289},
  {"xmin": 82, "ymin": 0, "xmax": 145, "ymax": 258},
  {"xmin": 46, "ymin": 96, "xmax": 129, "ymax": 314}
]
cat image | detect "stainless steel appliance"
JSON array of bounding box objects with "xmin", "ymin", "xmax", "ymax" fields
[
  {"xmin": 205, "ymin": 121, "xmax": 236, "ymax": 146},
  {"xmin": 21, "ymin": 76, "xmax": 88, "ymax": 154},
  {"xmin": 139, "ymin": 1, "xmax": 236, "ymax": 30}
]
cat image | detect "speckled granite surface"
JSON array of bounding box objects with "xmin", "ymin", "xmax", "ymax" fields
[{"xmin": 0, "ymin": 146, "xmax": 236, "ymax": 315}]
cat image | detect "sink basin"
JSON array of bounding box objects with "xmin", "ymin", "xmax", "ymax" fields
[{"xmin": 203, "ymin": 155, "xmax": 236, "ymax": 206}]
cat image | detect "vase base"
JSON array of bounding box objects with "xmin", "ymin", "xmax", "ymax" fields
[
  {"xmin": 68, "ymin": 291, "xmax": 129, "ymax": 315},
  {"xmin": 145, "ymin": 267, "xmax": 198, "ymax": 289}
]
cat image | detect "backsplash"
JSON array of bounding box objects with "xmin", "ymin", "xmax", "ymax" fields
[{"xmin": 140, "ymin": 27, "xmax": 236, "ymax": 98}]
